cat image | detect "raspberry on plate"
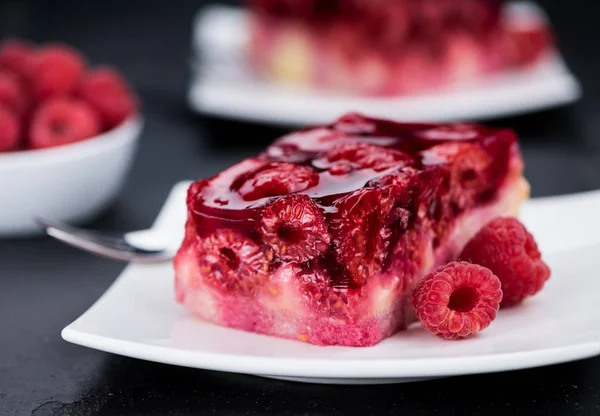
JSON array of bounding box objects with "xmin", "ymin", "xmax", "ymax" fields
[
  {"xmin": 0, "ymin": 106, "xmax": 21, "ymax": 152},
  {"xmin": 29, "ymin": 98, "xmax": 101, "ymax": 150},
  {"xmin": 78, "ymin": 67, "xmax": 137, "ymax": 129},
  {"xmin": 29, "ymin": 44, "xmax": 85, "ymax": 101},
  {"xmin": 460, "ymin": 217, "xmax": 551, "ymax": 307},
  {"xmin": 175, "ymin": 113, "xmax": 530, "ymax": 346},
  {"xmin": 413, "ymin": 262, "xmax": 502, "ymax": 340}
]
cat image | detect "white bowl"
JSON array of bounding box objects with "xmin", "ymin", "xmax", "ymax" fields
[{"xmin": 0, "ymin": 116, "xmax": 143, "ymax": 237}]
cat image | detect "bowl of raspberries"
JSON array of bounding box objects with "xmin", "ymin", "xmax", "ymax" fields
[{"xmin": 0, "ymin": 39, "xmax": 141, "ymax": 236}]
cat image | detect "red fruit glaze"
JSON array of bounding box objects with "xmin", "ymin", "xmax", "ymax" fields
[
  {"xmin": 314, "ymin": 141, "xmax": 414, "ymax": 175},
  {"xmin": 0, "ymin": 39, "xmax": 34, "ymax": 79},
  {"xmin": 413, "ymin": 262, "xmax": 502, "ymax": 340},
  {"xmin": 234, "ymin": 162, "xmax": 320, "ymax": 201},
  {"xmin": 175, "ymin": 113, "xmax": 528, "ymax": 346},
  {"xmin": 460, "ymin": 217, "xmax": 551, "ymax": 307},
  {"xmin": 0, "ymin": 106, "xmax": 21, "ymax": 151},
  {"xmin": 29, "ymin": 98, "xmax": 101, "ymax": 149},
  {"xmin": 29, "ymin": 44, "xmax": 85, "ymax": 101},
  {"xmin": 78, "ymin": 67, "xmax": 137, "ymax": 129}
]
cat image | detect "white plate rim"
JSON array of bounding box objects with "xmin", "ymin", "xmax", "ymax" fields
[{"xmin": 62, "ymin": 323, "xmax": 600, "ymax": 379}]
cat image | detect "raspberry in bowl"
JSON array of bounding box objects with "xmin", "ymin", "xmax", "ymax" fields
[
  {"xmin": 248, "ymin": 0, "xmax": 553, "ymax": 96},
  {"xmin": 175, "ymin": 113, "xmax": 533, "ymax": 346},
  {"xmin": 0, "ymin": 39, "xmax": 141, "ymax": 236}
]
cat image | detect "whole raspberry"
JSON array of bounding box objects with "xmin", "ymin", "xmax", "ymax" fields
[
  {"xmin": 298, "ymin": 266, "xmax": 350, "ymax": 318},
  {"xmin": 29, "ymin": 44, "xmax": 85, "ymax": 101},
  {"xmin": 0, "ymin": 106, "xmax": 21, "ymax": 152},
  {"xmin": 29, "ymin": 98, "xmax": 101, "ymax": 149},
  {"xmin": 260, "ymin": 194, "xmax": 331, "ymax": 263},
  {"xmin": 78, "ymin": 67, "xmax": 137, "ymax": 129},
  {"xmin": 0, "ymin": 71, "xmax": 27, "ymax": 117},
  {"xmin": 460, "ymin": 217, "xmax": 551, "ymax": 307},
  {"xmin": 315, "ymin": 142, "xmax": 413, "ymax": 175},
  {"xmin": 264, "ymin": 142, "xmax": 315, "ymax": 164},
  {"xmin": 366, "ymin": 167, "xmax": 416, "ymax": 204},
  {"xmin": 413, "ymin": 262, "xmax": 502, "ymax": 340},
  {"xmin": 198, "ymin": 229, "xmax": 269, "ymax": 296},
  {"xmin": 235, "ymin": 162, "xmax": 320, "ymax": 201},
  {"xmin": 330, "ymin": 187, "xmax": 395, "ymax": 287},
  {"xmin": 0, "ymin": 39, "xmax": 34, "ymax": 79},
  {"xmin": 421, "ymin": 142, "xmax": 492, "ymax": 210}
]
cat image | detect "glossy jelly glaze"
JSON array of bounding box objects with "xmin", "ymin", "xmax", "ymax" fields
[
  {"xmin": 248, "ymin": 0, "xmax": 553, "ymax": 95},
  {"xmin": 175, "ymin": 114, "xmax": 528, "ymax": 346}
]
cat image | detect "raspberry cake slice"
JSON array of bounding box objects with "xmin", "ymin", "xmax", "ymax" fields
[
  {"xmin": 248, "ymin": 0, "xmax": 553, "ymax": 95},
  {"xmin": 175, "ymin": 114, "xmax": 528, "ymax": 346}
]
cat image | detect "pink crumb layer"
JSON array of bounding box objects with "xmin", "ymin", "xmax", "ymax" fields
[{"xmin": 174, "ymin": 174, "xmax": 528, "ymax": 347}]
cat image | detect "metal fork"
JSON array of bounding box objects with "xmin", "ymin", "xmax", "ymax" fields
[{"xmin": 37, "ymin": 218, "xmax": 177, "ymax": 263}]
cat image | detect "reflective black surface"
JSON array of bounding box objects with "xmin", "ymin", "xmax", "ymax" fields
[{"xmin": 2, "ymin": 0, "xmax": 600, "ymax": 414}]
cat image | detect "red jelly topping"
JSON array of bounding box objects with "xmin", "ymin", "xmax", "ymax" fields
[{"xmin": 187, "ymin": 114, "xmax": 517, "ymax": 289}]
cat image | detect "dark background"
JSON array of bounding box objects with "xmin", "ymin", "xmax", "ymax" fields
[{"xmin": 2, "ymin": 0, "xmax": 600, "ymax": 414}]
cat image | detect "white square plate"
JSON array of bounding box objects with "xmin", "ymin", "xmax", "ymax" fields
[
  {"xmin": 189, "ymin": 3, "xmax": 581, "ymax": 126},
  {"xmin": 63, "ymin": 182, "xmax": 600, "ymax": 384}
]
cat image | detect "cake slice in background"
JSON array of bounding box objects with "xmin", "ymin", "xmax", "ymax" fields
[{"xmin": 248, "ymin": 0, "xmax": 553, "ymax": 96}]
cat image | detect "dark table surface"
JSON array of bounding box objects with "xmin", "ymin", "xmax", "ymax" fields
[{"xmin": 2, "ymin": 0, "xmax": 600, "ymax": 415}]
